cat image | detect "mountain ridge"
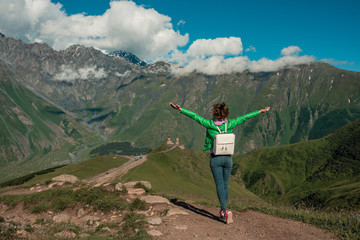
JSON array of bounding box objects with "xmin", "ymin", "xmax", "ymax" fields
[
  {"xmin": 109, "ymin": 50, "xmax": 147, "ymax": 66},
  {"xmin": 1, "ymin": 34, "xmax": 360, "ymax": 182}
]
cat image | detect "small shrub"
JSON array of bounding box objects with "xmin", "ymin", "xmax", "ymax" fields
[
  {"xmin": 129, "ymin": 198, "xmax": 147, "ymax": 211},
  {"xmin": 51, "ymin": 197, "xmax": 74, "ymax": 211},
  {"xmin": 121, "ymin": 212, "xmax": 147, "ymax": 232},
  {"xmin": 119, "ymin": 214, "xmax": 151, "ymax": 240},
  {"xmin": 31, "ymin": 201, "xmax": 50, "ymax": 213},
  {"xmin": 24, "ymin": 224, "xmax": 34, "ymax": 233}
]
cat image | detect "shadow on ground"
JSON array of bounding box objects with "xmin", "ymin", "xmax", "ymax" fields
[{"xmin": 170, "ymin": 198, "xmax": 224, "ymax": 224}]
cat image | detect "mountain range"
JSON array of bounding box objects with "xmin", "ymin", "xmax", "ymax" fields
[{"xmin": 1, "ymin": 33, "xmax": 360, "ymax": 182}]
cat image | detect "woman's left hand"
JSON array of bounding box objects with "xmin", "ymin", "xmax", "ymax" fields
[
  {"xmin": 170, "ymin": 102, "xmax": 182, "ymax": 111},
  {"xmin": 259, "ymin": 107, "xmax": 270, "ymax": 113}
]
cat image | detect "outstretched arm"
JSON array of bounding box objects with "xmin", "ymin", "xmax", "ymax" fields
[
  {"xmin": 170, "ymin": 102, "xmax": 213, "ymax": 128},
  {"xmin": 230, "ymin": 107, "xmax": 270, "ymax": 128}
]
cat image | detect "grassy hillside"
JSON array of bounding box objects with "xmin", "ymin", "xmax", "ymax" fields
[
  {"xmin": 0, "ymin": 155, "xmax": 129, "ymax": 189},
  {"xmin": 234, "ymin": 118, "xmax": 360, "ymax": 210},
  {"xmin": 122, "ymin": 145, "xmax": 261, "ymax": 206},
  {"xmin": 0, "ymin": 68, "xmax": 102, "ymax": 182}
]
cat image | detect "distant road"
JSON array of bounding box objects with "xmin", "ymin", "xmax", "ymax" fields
[
  {"xmin": 85, "ymin": 155, "xmax": 144, "ymax": 184},
  {"xmin": 85, "ymin": 145, "xmax": 178, "ymax": 184}
]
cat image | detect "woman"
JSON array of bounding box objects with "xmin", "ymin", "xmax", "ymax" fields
[{"xmin": 170, "ymin": 101, "xmax": 270, "ymax": 224}]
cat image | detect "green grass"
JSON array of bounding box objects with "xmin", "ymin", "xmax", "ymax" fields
[
  {"xmin": 122, "ymin": 145, "xmax": 261, "ymax": 204},
  {"xmin": 234, "ymin": 118, "xmax": 360, "ymax": 211},
  {"xmin": 0, "ymin": 186, "xmax": 128, "ymax": 213},
  {"xmin": 122, "ymin": 144, "xmax": 360, "ymax": 240},
  {"xmin": 25, "ymin": 155, "xmax": 129, "ymax": 184}
]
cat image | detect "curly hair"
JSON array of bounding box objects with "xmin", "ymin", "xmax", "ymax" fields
[{"xmin": 212, "ymin": 102, "xmax": 229, "ymax": 119}]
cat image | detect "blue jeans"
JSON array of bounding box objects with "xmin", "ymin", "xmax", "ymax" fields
[{"xmin": 210, "ymin": 154, "xmax": 233, "ymax": 211}]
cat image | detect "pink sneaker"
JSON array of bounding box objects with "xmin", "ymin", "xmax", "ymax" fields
[
  {"xmin": 225, "ymin": 210, "xmax": 233, "ymax": 224},
  {"xmin": 219, "ymin": 210, "xmax": 225, "ymax": 220}
]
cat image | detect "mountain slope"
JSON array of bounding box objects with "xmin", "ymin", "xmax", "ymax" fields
[
  {"xmin": 122, "ymin": 145, "xmax": 259, "ymax": 203},
  {"xmin": 0, "ymin": 63, "xmax": 102, "ymax": 182},
  {"xmin": 234, "ymin": 118, "xmax": 360, "ymax": 210},
  {"xmin": 1, "ymin": 35, "xmax": 360, "ymax": 179}
]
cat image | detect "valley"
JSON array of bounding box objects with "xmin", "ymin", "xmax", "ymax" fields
[{"xmin": 0, "ymin": 33, "xmax": 359, "ymax": 239}]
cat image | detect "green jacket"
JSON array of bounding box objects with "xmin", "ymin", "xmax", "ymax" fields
[{"xmin": 180, "ymin": 108, "xmax": 260, "ymax": 151}]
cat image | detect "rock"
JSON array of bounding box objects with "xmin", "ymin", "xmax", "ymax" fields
[
  {"xmin": 48, "ymin": 182, "xmax": 59, "ymax": 189},
  {"xmin": 54, "ymin": 230, "xmax": 76, "ymax": 238},
  {"xmin": 53, "ymin": 213, "xmax": 70, "ymax": 223},
  {"xmin": 175, "ymin": 225, "xmax": 188, "ymax": 230},
  {"xmin": 127, "ymin": 188, "xmax": 146, "ymax": 196},
  {"xmin": 123, "ymin": 181, "xmax": 151, "ymax": 189},
  {"xmin": 77, "ymin": 208, "xmax": 84, "ymax": 217},
  {"xmin": 115, "ymin": 182, "xmax": 123, "ymax": 191},
  {"xmin": 146, "ymin": 217, "xmax": 162, "ymax": 225},
  {"xmin": 52, "ymin": 174, "xmax": 79, "ymax": 184},
  {"xmin": 140, "ymin": 195, "xmax": 170, "ymax": 204},
  {"xmin": 166, "ymin": 208, "xmax": 189, "ymax": 216},
  {"xmin": 148, "ymin": 230, "xmax": 163, "ymax": 236}
]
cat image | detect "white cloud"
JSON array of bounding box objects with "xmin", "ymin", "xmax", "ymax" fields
[
  {"xmin": 171, "ymin": 55, "xmax": 249, "ymax": 75},
  {"xmin": 281, "ymin": 46, "xmax": 302, "ymax": 56},
  {"xmin": 0, "ymin": 0, "xmax": 316, "ymax": 75},
  {"xmin": 0, "ymin": 0, "xmax": 65, "ymax": 41},
  {"xmin": 245, "ymin": 45, "xmax": 256, "ymax": 52},
  {"xmin": 177, "ymin": 20, "xmax": 186, "ymax": 26},
  {"xmin": 54, "ymin": 65, "xmax": 107, "ymax": 82},
  {"xmin": 170, "ymin": 43, "xmax": 314, "ymax": 75},
  {"xmin": 0, "ymin": 0, "xmax": 188, "ymax": 60},
  {"xmin": 186, "ymin": 37, "xmax": 243, "ymax": 57},
  {"xmin": 248, "ymin": 55, "xmax": 315, "ymax": 73}
]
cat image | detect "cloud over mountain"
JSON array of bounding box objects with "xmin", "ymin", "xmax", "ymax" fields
[
  {"xmin": 170, "ymin": 41, "xmax": 315, "ymax": 75},
  {"xmin": 54, "ymin": 65, "xmax": 107, "ymax": 82},
  {"xmin": 0, "ymin": 0, "xmax": 188, "ymax": 60},
  {"xmin": 0, "ymin": 0, "xmax": 314, "ymax": 75}
]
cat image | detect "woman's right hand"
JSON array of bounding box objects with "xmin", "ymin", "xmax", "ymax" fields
[
  {"xmin": 259, "ymin": 107, "xmax": 270, "ymax": 113},
  {"xmin": 170, "ymin": 102, "xmax": 182, "ymax": 111}
]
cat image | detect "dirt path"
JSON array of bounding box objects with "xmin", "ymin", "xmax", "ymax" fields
[
  {"xmin": 151, "ymin": 201, "xmax": 339, "ymax": 240},
  {"xmin": 85, "ymin": 155, "xmax": 148, "ymax": 185},
  {"xmin": 0, "ymin": 148, "xmax": 341, "ymax": 239}
]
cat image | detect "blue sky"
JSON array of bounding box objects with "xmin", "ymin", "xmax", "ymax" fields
[{"xmin": 0, "ymin": 0, "xmax": 359, "ymax": 73}]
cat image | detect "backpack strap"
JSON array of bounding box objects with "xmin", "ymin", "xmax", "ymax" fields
[{"xmin": 215, "ymin": 120, "xmax": 228, "ymax": 133}]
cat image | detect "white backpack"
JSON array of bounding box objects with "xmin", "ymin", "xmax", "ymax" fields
[{"xmin": 213, "ymin": 121, "xmax": 235, "ymax": 155}]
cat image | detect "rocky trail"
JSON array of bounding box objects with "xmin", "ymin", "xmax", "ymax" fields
[{"xmin": 0, "ymin": 153, "xmax": 339, "ymax": 239}]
